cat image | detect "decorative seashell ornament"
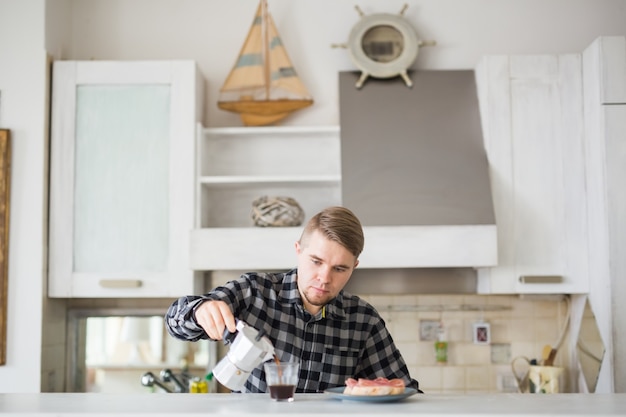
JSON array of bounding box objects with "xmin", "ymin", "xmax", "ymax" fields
[{"xmin": 251, "ymin": 196, "xmax": 305, "ymax": 227}]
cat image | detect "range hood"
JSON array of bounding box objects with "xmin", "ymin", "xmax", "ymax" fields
[{"xmin": 338, "ymin": 70, "xmax": 497, "ymax": 268}]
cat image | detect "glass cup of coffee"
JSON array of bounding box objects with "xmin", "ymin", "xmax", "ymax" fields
[{"xmin": 264, "ymin": 361, "xmax": 299, "ymax": 402}]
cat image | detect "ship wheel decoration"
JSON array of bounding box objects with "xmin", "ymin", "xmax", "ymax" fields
[{"xmin": 333, "ymin": 4, "xmax": 436, "ymax": 89}]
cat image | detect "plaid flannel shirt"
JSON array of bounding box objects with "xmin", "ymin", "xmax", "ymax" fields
[{"xmin": 164, "ymin": 269, "xmax": 420, "ymax": 393}]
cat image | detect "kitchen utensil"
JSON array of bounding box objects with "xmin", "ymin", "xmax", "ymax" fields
[
  {"xmin": 544, "ymin": 348, "xmax": 558, "ymax": 366},
  {"xmin": 212, "ymin": 320, "xmax": 275, "ymax": 391},
  {"xmin": 511, "ymin": 356, "xmax": 531, "ymax": 393}
]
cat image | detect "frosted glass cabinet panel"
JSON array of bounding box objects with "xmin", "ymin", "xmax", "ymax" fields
[
  {"xmin": 74, "ymin": 85, "xmax": 170, "ymax": 273},
  {"xmin": 49, "ymin": 61, "xmax": 203, "ymax": 297}
]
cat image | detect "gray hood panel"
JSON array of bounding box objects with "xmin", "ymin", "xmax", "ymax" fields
[{"xmin": 339, "ymin": 70, "xmax": 497, "ymax": 267}]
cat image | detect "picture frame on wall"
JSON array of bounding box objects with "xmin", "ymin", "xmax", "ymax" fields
[
  {"xmin": 473, "ymin": 321, "xmax": 491, "ymax": 345},
  {"xmin": 0, "ymin": 128, "xmax": 11, "ymax": 366}
]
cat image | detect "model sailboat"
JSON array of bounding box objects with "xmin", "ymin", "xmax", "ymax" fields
[{"xmin": 217, "ymin": 0, "xmax": 313, "ymax": 126}]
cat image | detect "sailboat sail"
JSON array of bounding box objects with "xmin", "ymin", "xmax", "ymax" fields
[{"xmin": 218, "ymin": 0, "xmax": 313, "ymax": 126}]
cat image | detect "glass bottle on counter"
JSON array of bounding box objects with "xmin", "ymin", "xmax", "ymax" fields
[{"xmin": 435, "ymin": 322, "xmax": 448, "ymax": 364}]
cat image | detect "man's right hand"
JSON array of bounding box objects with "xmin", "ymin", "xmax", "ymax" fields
[{"xmin": 193, "ymin": 300, "xmax": 237, "ymax": 340}]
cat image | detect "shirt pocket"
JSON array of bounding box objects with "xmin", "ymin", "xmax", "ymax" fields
[{"xmin": 320, "ymin": 347, "xmax": 360, "ymax": 388}]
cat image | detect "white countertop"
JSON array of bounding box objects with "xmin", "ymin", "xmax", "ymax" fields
[{"xmin": 1, "ymin": 393, "xmax": 626, "ymax": 416}]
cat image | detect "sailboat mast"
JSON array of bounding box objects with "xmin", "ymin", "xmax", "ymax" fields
[{"xmin": 261, "ymin": 0, "xmax": 270, "ymax": 100}]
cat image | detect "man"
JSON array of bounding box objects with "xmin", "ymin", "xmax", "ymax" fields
[{"xmin": 165, "ymin": 206, "xmax": 420, "ymax": 393}]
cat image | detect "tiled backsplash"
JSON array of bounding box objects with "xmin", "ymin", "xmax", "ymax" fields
[
  {"xmin": 45, "ymin": 293, "xmax": 570, "ymax": 393},
  {"xmin": 360, "ymin": 294, "xmax": 570, "ymax": 393}
]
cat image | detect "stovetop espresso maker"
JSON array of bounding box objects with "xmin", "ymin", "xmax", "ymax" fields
[{"xmin": 212, "ymin": 320, "xmax": 275, "ymax": 391}]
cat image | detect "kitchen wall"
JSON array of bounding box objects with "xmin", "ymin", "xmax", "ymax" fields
[
  {"xmin": 0, "ymin": 0, "xmax": 49, "ymax": 395},
  {"xmin": 367, "ymin": 293, "xmax": 570, "ymax": 393},
  {"xmin": 49, "ymin": 0, "xmax": 626, "ymax": 128},
  {"xmin": 1, "ymin": 0, "xmax": 626, "ymax": 393}
]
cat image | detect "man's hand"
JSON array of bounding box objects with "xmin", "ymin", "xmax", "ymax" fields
[{"xmin": 194, "ymin": 300, "xmax": 237, "ymax": 340}]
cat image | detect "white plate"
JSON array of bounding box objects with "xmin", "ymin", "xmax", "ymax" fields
[{"xmin": 324, "ymin": 386, "xmax": 418, "ymax": 402}]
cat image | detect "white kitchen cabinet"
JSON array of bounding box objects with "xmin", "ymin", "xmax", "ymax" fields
[
  {"xmin": 190, "ymin": 125, "xmax": 341, "ymax": 270},
  {"xmin": 581, "ymin": 36, "xmax": 626, "ymax": 392},
  {"xmin": 475, "ymin": 54, "xmax": 589, "ymax": 294},
  {"xmin": 49, "ymin": 60, "xmax": 203, "ymax": 297}
]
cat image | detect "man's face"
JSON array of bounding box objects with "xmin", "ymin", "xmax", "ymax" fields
[{"xmin": 295, "ymin": 230, "xmax": 359, "ymax": 315}]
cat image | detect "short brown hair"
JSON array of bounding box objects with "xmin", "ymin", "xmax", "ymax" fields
[{"xmin": 299, "ymin": 206, "xmax": 364, "ymax": 258}]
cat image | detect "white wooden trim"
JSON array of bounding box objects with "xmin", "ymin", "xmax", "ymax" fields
[{"xmin": 189, "ymin": 225, "xmax": 497, "ymax": 271}]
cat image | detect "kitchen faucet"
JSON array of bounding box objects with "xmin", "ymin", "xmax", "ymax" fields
[
  {"xmin": 140, "ymin": 372, "xmax": 173, "ymax": 393},
  {"xmin": 141, "ymin": 369, "xmax": 194, "ymax": 393},
  {"xmin": 160, "ymin": 369, "xmax": 189, "ymax": 393}
]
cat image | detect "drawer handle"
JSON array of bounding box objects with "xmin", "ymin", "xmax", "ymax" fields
[
  {"xmin": 518, "ymin": 275, "xmax": 563, "ymax": 284},
  {"xmin": 99, "ymin": 279, "xmax": 143, "ymax": 288}
]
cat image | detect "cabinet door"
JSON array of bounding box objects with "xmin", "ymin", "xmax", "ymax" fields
[
  {"xmin": 49, "ymin": 61, "xmax": 201, "ymax": 297},
  {"xmin": 476, "ymin": 55, "xmax": 589, "ymax": 294}
]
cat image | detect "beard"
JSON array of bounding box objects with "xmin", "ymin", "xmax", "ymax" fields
[{"xmin": 301, "ymin": 285, "xmax": 336, "ymax": 309}]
